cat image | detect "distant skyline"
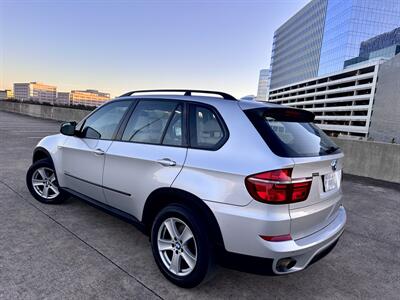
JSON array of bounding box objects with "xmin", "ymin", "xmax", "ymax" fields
[{"xmin": 0, "ymin": 0, "xmax": 309, "ymax": 98}]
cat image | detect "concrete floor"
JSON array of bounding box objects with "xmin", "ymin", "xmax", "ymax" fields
[{"xmin": 0, "ymin": 110, "xmax": 399, "ymax": 299}]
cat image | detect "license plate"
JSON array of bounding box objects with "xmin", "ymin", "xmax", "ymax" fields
[{"xmin": 323, "ymin": 170, "xmax": 341, "ymax": 192}]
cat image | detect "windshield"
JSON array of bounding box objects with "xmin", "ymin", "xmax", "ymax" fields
[{"xmin": 245, "ymin": 108, "xmax": 340, "ymax": 157}]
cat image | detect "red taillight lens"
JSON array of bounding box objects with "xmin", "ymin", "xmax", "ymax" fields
[
  {"xmin": 254, "ymin": 168, "xmax": 292, "ymax": 181},
  {"xmin": 260, "ymin": 234, "xmax": 292, "ymax": 242},
  {"xmin": 292, "ymin": 181, "xmax": 312, "ymax": 202},
  {"xmin": 245, "ymin": 168, "xmax": 311, "ymax": 204}
]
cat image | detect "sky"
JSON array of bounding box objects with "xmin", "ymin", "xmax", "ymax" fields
[{"xmin": 0, "ymin": 0, "xmax": 309, "ymax": 98}]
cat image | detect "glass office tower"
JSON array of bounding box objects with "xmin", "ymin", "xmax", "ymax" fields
[
  {"xmin": 344, "ymin": 27, "xmax": 400, "ymax": 68},
  {"xmin": 269, "ymin": 0, "xmax": 328, "ymax": 89},
  {"xmin": 318, "ymin": 0, "xmax": 400, "ymax": 75},
  {"xmin": 269, "ymin": 0, "xmax": 400, "ymax": 89}
]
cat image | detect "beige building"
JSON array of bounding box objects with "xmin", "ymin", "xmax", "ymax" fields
[
  {"xmin": 70, "ymin": 89, "xmax": 110, "ymax": 106},
  {"xmin": 56, "ymin": 92, "xmax": 70, "ymax": 106},
  {"xmin": 0, "ymin": 89, "xmax": 13, "ymax": 100},
  {"xmin": 13, "ymin": 82, "xmax": 57, "ymax": 104}
]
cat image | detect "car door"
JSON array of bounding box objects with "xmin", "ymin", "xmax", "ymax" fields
[
  {"xmin": 102, "ymin": 99, "xmax": 187, "ymax": 218},
  {"xmin": 60, "ymin": 100, "xmax": 131, "ymax": 203}
]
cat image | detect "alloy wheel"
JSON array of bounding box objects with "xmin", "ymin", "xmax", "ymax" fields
[
  {"xmin": 31, "ymin": 167, "xmax": 60, "ymax": 200},
  {"xmin": 157, "ymin": 217, "xmax": 197, "ymax": 276}
]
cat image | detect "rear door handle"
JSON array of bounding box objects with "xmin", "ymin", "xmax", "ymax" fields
[
  {"xmin": 157, "ymin": 158, "xmax": 176, "ymax": 167},
  {"xmin": 93, "ymin": 148, "xmax": 105, "ymax": 155}
]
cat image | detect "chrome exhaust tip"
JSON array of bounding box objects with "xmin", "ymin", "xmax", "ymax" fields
[{"xmin": 276, "ymin": 258, "xmax": 296, "ymax": 272}]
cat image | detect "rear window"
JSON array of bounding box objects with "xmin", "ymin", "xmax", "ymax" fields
[{"xmin": 245, "ymin": 108, "xmax": 340, "ymax": 157}]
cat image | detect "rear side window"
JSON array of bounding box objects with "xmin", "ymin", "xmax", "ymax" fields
[
  {"xmin": 245, "ymin": 108, "xmax": 340, "ymax": 157},
  {"xmin": 122, "ymin": 100, "xmax": 179, "ymax": 144},
  {"xmin": 189, "ymin": 105, "xmax": 226, "ymax": 149}
]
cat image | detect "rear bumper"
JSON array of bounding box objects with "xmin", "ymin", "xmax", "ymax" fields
[
  {"xmin": 207, "ymin": 199, "xmax": 346, "ymax": 274},
  {"xmin": 270, "ymin": 206, "xmax": 345, "ymax": 274}
]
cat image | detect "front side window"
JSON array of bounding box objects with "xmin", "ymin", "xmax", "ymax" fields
[
  {"xmin": 81, "ymin": 101, "xmax": 130, "ymax": 140},
  {"xmin": 122, "ymin": 100, "xmax": 182, "ymax": 145},
  {"xmin": 190, "ymin": 105, "xmax": 225, "ymax": 149}
]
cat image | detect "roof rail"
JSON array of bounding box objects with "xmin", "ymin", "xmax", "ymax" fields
[{"xmin": 119, "ymin": 89, "xmax": 237, "ymax": 100}]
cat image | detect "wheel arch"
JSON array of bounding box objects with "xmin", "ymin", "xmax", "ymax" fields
[
  {"xmin": 33, "ymin": 147, "xmax": 53, "ymax": 164},
  {"xmin": 142, "ymin": 187, "xmax": 225, "ymax": 251}
]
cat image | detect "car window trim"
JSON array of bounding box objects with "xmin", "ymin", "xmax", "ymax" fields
[
  {"xmin": 114, "ymin": 99, "xmax": 139, "ymax": 140},
  {"xmin": 160, "ymin": 103, "xmax": 185, "ymax": 146},
  {"xmin": 84, "ymin": 97, "xmax": 229, "ymax": 150},
  {"xmin": 114, "ymin": 98, "xmax": 229, "ymax": 150}
]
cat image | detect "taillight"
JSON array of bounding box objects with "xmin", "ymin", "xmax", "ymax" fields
[
  {"xmin": 245, "ymin": 168, "xmax": 312, "ymax": 204},
  {"xmin": 260, "ymin": 234, "xmax": 292, "ymax": 242}
]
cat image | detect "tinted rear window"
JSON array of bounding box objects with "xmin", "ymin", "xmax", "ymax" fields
[{"xmin": 245, "ymin": 108, "xmax": 340, "ymax": 157}]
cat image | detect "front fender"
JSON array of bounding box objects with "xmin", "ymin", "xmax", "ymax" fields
[{"xmin": 34, "ymin": 134, "xmax": 68, "ymax": 186}]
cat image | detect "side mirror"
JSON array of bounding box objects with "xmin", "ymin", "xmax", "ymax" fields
[{"xmin": 60, "ymin": 121, "xmax": 77, "ymax": 136}]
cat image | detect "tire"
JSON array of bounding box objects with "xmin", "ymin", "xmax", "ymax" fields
[
  {"xmin": 26, "ymin": 158, "xmax": 67, "ymax": 204},
  {"xmin": 151, "ymin": 204, "xmax": 216, "ymax": 288}
]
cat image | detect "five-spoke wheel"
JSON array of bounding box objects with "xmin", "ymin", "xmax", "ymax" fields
[
  {"xmin": 31, "ymin": 167, "xmax": 60, "ymax": 200},
  {"xmin": 26, "ymin": 158, "xmax": 66, "ymax": 204},
  {"xmin": 151, "ymin": 204, "xmax": 215, "ymax": 288},
  {"xmin": 157, "ymin": 217, "xmax": 197, "ymax": 276}
]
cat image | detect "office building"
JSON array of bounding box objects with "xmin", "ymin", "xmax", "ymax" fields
[
  {"xmin": 256, "ymin": 69, "xmax": 271, "ymax": 101},
  {"xmin": 70, "ymin": 89, "xmax": 110, "ymax": 106},
  {"xmin": 269, "ymin": 0, "xmax": 327, "ymax": 89},
  {"xmin": 0, "ymin": 89, "xmax": 13, "ymax": 100},
  {"xmin": 14, "ymin": 83, "xmax": 30, "ymax": 101},
  {"xmin": 269, "ymin": 61, "xmax": 380, "ymax": 138},
  {"xmin": 56, "ymin": 92, "xmax": 70, "ymax": 106},
  {"xmin": 13, "ymin": 82, "xmax": 57, "ymax": 104},
  {"xmin": 269, "ymin": 0, "xmax": 400, "ymax": 89},
  {"xmin": 344, "ymin": 27, "xmax": 400, "ymax": 68}
]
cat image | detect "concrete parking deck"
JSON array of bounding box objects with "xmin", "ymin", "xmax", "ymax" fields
[{"xmin": 0, "ymin": 110, "xmax": 399, "ymax": 299}]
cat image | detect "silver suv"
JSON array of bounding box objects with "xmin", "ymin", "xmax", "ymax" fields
[{"xmin": 26, "ymin": 90, "xmax": 346, "ymax": 288}]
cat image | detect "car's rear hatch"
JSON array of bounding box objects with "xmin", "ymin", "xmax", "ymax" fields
[
  {"xmin": 244, "ymin": 105, "xmax": 344, "ymax": 240},
  {"xmin": 290, "ymin": 154, "xmax": 343, "ymax": 239}
]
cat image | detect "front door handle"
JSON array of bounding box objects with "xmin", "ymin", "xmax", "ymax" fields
[
  {"xmin": 157, "ymin": 158, "xmax": 176, "ymax": 167},
  {"xmin": 93, "ymin": 148, "xmax": 105, "ymax": 156}
]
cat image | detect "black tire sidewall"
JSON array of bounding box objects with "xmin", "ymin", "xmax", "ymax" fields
[
  {"xmin": 151, "ymin": 204, "xmax": 214, "ymax": 288},
  {"xmin": 26, "ymin": 158, "xmax": 65, "ymax": 204}
]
